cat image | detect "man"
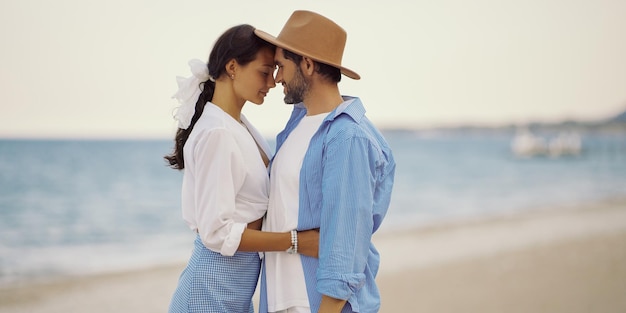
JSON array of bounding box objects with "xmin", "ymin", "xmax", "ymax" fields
[{"xmin": 255, "ymin": 10, "xmax": 395, "ymax": 313}]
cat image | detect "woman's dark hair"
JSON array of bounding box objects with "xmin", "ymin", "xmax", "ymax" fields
[
  {"xmin": 165, "ymin": 24, "xmax": 275, "ymax": 170},
  {"xmin": 282, "ymin": 49, "xmax": 342, "ymax": 83}
]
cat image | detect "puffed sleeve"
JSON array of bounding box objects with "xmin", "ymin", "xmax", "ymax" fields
[{"xmin": 193, "ymin": 128, "xmax": 247, "ymax": 256}]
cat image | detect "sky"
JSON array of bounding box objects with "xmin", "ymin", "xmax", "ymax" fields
[{"xmin": 1, "ymin": 0, "xmax": 625, "ymax": 139}]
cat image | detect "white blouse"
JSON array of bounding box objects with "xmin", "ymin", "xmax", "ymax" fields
[{"xmin": 181, "ymin": 102, "xmax": 271, "ymax": 256}]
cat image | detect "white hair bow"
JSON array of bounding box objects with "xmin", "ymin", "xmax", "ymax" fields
[{"xmin": 172, "ymin": 59, "xmax": 213, "ymax": 129}]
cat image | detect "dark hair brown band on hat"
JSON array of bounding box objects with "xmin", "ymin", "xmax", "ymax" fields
[{"xmin": 254, "ymin": 10, "xmax": 360, "ymax": 80}]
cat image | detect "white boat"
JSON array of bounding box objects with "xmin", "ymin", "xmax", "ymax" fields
[
  {"xmin": 511, "ymin": 128, "xmax": 548, "ymax": 157},
  {"xmin": 511, "ymin": 128, "xmax": 581, "ymax": 157},
  {"xmin": 548, "ymin": 132, "xmax": 582, "ymax": 157}
]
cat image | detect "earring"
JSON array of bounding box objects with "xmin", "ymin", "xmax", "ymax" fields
[{"xmin": 230, "ymin": 74, "xmax": 235, "ymax": 80}]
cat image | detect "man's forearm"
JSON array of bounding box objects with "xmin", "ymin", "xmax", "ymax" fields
[{"xmin": 318, "ymin": 295, "xmax": 347, "ymax": 313}]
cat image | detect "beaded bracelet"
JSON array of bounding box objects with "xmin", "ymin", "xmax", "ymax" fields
[{"xmin": 287, "ymin": 229, "xmax": 298, "ymax": 254}]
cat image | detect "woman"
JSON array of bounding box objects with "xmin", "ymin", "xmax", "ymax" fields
[{"xmin": 165, "ymin": 24, "xmax": 318, "ymax": 313}]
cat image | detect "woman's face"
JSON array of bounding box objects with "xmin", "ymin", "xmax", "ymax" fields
[{"xmin": 233, "ymin": 47, "xmax": 276, "ymax": 105}]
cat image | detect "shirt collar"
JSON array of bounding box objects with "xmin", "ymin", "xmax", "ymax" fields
[{"xmin": 293, "ymin": 96, "xmax": 366, "ymax": 124}]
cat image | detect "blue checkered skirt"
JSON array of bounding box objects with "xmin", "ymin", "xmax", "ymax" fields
[{"xmin": 169, "ymin": 235, "xmax": 261, "ymax": 313}]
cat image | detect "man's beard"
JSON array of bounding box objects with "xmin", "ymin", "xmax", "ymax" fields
[{"xmin": 283, "ymin": 67, "xmax": 309, "ymax": 104}]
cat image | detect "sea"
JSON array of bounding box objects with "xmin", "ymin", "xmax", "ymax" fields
[{"xmin": 1, "ymin": 131, "xmax": 625, "ymax": 286}]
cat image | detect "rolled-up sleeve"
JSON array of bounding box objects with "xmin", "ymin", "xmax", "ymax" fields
[
  {"xmin": 316, "ymin": 135, "xmax": 378, "ymax": 300},
  {"xmin": 193, "ymin": 128, "xmax": 247, "ymax": 256}
]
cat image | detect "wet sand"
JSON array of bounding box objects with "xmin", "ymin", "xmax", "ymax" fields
[{"xmin": 2, "ymin": 199, "xmax": 625, "ymax": 313}]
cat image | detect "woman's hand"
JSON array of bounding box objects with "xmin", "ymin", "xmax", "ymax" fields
[{"xmin": 297, "ymin": 229, "xmax": 320, "ymax": 258}]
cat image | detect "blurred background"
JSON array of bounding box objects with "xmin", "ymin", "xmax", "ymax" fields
[
  {"xmin": 1, "ymin": 0, "xmax": 625, "ymax": 293},
  {"xmin": 2, "ymin": 0, "xmax": 625, "ymax": 138}
]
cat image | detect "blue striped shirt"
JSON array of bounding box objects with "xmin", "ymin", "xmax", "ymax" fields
[{"xmin": 260, "ymin": 96, "xmax": 395, "ymax": 313}]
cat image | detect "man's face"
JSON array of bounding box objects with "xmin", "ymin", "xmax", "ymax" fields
[{"xmin": 274, "ymin": 47, "xmax": 308, "ymax": 104}]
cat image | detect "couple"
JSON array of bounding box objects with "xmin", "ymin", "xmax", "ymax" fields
[{"xmin": 165, "ymin": 10, "xmax": 395, "ymax": 313}]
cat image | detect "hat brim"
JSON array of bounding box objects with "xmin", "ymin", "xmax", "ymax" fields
[{"xmin": 255, "ymin": 29, "xmax": 361, "ymax": 80}]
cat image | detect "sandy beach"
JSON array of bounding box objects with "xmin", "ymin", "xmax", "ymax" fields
[{"xmin": 2, "ymin": 199, "xmax": 625, "ymax": 313}]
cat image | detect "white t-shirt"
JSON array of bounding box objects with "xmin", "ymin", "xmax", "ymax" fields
[
  {"xmin": 264, "ymin": 112, "xmax": 328, "ymax": 312},
  {"xmin": 181, "ymin": 102, "xmax": 271, "ymax": 256}
]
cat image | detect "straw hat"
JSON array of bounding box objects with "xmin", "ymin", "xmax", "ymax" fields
[{"xmin": 254, "ymin": 10, "xmax": 360, "ymax": 80}]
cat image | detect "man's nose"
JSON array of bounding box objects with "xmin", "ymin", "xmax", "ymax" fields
[{"xmin": 274, "ymin": 70, "xmax": 283, "ymax": 84}]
